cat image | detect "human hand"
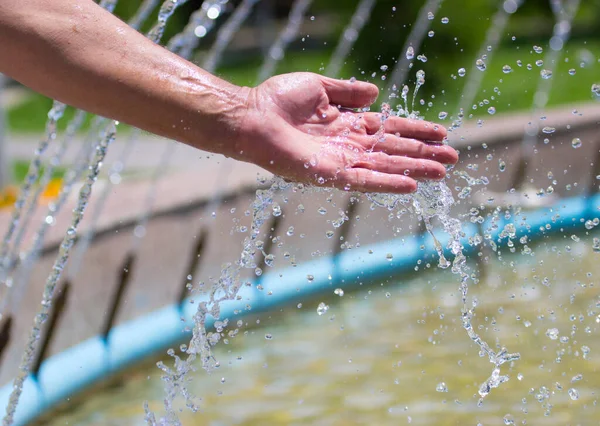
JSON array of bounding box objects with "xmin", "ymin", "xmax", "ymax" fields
[{"xmin": 235, "ymin": 72, "xmax": 458, "ymax": 193}]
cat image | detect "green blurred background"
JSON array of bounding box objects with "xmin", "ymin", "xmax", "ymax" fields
[{"xmin": 5, "ymin": 0, "xmax": 600, "ymax": 134}]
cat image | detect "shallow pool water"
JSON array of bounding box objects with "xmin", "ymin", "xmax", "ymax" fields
[{"xmin": 42, "ymin": 234, "xmax": 600, "ymax": 425}]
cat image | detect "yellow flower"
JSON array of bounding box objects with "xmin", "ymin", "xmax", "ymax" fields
[
  {"xmin": 0, "ymin": 186, "xmax": 18, "ymax": 210},
  {"xmin": 41, "ymin": 178, "xmax": 63, "ymax": 200}
]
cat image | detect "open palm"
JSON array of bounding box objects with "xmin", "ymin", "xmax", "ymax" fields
[{"xmin": 237, "ymin": 73, "xmax": 458, "ymax": 193}]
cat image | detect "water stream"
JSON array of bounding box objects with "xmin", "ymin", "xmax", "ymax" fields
[
  {"xmin": 256, "ymin": 0, "xmax": 314, "ymax": 83},
  {"xmin": 0, "ymin": 102, "xmax": 66, "ymax": 289},
  {"xmin": 325, "ymin": 0, "xmax": 377, "ymax": 79},
  {"xmin": 1, "ymin": 123, "xmax": 117, "ymax": 426}
]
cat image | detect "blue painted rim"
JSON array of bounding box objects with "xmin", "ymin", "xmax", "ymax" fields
[{"xmin": 1, "ymin": 193, "xmax": 598, "ymax": 425}]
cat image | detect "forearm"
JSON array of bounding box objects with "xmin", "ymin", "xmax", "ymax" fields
[{"xmin": 0, "ymin": 0, "xmax": 249, "ymax": 154}]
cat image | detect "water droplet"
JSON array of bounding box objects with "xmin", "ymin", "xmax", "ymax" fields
[
  {"xmin": 265, "ymin": 333, "xmax": 273, "ymax": 340},
  {"xmin": 458, "ymin": 68, "xmax": 466, "ymax": 77},
  {"xmin": 436, "ymin": 382, "xmax": 448, "ymax": 392},
  {"xmin": 541, "ymin": 69, "xmax": 552, "ymax": 79},
  {"xmin": 503, "ymin": 415, "xmax": 515, "ymax": 425},
  {"xmin": 476, "ymin": 59, "xmax": 486, "ymax": 71},
  {"xmin": 592, "ymin": 84, "xmax": 600, "ymax": 97},
  {"xmin": 441, "ymin": 17, "xmax": 449, "ymax": 24},
  {"xmin": 546, "ymin": 328, "xmax": 559, "ymax": 340},
  {"xmin": 502, "ymin": 65, "xmax": 512, "ymax": 74},
  {"xmin": 488, "ymin": 107, "xmax": 496, "ymax": 115},
  {"xmin": 307, "ymin": 274, "xmax": 314, "ymax": 282},
  {"xmin": 427, "ymin": 11, "xmax": 434, "ymax": 20},
  {"xmin": 535, "ymin": 59, "xmax": 543, "ymax": 67},
  {"xmin": 499, "ymin": 160, "xmax": 506, "ymax": 172},
  {"xmin": 386, "ymin": 253, "xmax": 393, "ymax": 261},
  {"xmin": 572, "ymin": 137, "xmax": 582, "ymax": 148},
  {"xmin": 380, "ymin": 65, "xmax": 389, "ymax": 72},
  {"xmin": 568, "ymin": 388, "xmax": 580, "ymax": 400},
  {"xmin": 428, "ymin": 30, "xmax": 435, "ymax": 37},
  {"xmin": 571, "ymin": 374, "xmax": 583, "ymax": 383},
  {"xmin": 406, "ymin": 46, "xmax": 415, "ymax": 60},
  {"xmin": 533, "ymin": 45, "xmax": 543, "ymax": 54},
  {"xmin": 317, "ymin": 302, "xmax": 329, "ymax": 316},
  {"xmin": 334, "ymin": 288, "xmax": 344, "ymax": 297},
  {"xmin": 542, "ymin": 126, "xmax": 556, "ymax": 134},
  {"xmin": 438, "ymin": 111, "xmax": 448, "ymax": 120},
  {"xmin": 569, "ymin": 68, "xmax": 576, "ymax": 76}
]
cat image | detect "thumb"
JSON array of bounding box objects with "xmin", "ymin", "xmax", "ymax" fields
[{"xmin": 321, "ymin": 76, "xmax": 379, "ymax": 108}]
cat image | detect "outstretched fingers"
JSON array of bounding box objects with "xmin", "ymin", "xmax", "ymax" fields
[
  {"xmin": 321, "ymin": 76, "xmax": 379, "ymax": 109},
  {"xmin": 336, "ymin": 168, "xmax": 418, "ymax": 194},
  {"xmin": 354, "ymin": 152, "xmax": 447, "ymax": 179},
  {"xmin": 369, "ymin": 134, "xmax": 459, "ymax": 164}
]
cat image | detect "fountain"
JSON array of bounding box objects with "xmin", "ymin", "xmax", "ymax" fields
[{"xmin": 0, "ymin": 0, "xmax": 599, "ymax": 424}]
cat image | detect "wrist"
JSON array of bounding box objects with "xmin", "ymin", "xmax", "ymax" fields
[{"xmin": 173, "ymin": 68, "xmax": 252, "ymax": 157}]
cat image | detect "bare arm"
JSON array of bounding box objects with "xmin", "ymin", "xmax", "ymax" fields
[
  {"xmin": 0, "ymin": 0, "xmax": 458, "ymax": 193},
  {"xmin": 0, "ymin": 0, "xmax": 247, "ymax": 151}
]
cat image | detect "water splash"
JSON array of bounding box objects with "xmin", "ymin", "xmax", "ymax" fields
[
  {"xmin": 150, "ymin": 70, "xmax": 519, "ymax": 423},
  {"xmin": 369, "ymin": 70, "xmax": 520, "ymax": 400},
  {"xmin": 146, "ymin": 178, "xmax": 290, "ymax": 424}
]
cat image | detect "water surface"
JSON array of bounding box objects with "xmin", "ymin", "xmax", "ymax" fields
[{"xmin": 43, "ymin": 234, "xmax": 600, "ymax": 425}]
